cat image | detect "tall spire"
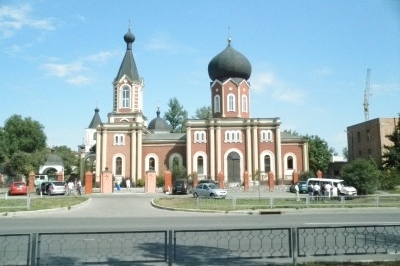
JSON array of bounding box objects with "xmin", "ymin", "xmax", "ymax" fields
[
  {"xmin": 227, "ymin": 26, "xmax": 232, "ymax": 45},
  {"xmin": 115, "ymin": 28, "xmax": 140, "ymax": 82}
]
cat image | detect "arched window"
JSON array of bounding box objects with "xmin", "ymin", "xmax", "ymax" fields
[
  {"xmin": 227, "ymin": 94, "xmax": 235, "ymax": 111},
  {"xmin": 169, "ymin": 153, "xmax": 183, "ymax": 170},
  {"xmin": 122, "ymin": 85, "xmax": 130, "ymax": 108},
  {"xmin": 115, "ymin": 157, "xmax": 122, "ymax": 175},
  {"xmin": 149, "ymin": 157, "xmax": 155, "ymax": 170},
  {"xmin": 287, "ymin": 156, "xmax": 294, "ymax": 169},
  {"xmin": 264, "ymin": 155, "xmax": 271, "ymax": 173},
  {"xmin": 197, "ymin": 156, "xmax": 204, "ymax": 175},
  {"xmin": 214, "ymin": 95, "xmax": 220, "ymax": 113},
  {"xmin": 242, "ymin": 95, "xmax": 247, "ymax": 112},
  {"xmin": 92, "ymin": 132, "xmax": 97, "ymax": 140}
]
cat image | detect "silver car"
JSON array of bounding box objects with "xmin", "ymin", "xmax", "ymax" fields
[
  {"xmin": 192, "ymin": 183, "xmax": 227, "ymax": 199},
  {"xmin": 46, "ymin": 181, "xmax": 65, "ymax": 196}
]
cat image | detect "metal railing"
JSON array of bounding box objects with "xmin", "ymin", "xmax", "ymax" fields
[
  {"xmin": 1, "ymin": 224, "xmax": 399, "ymax": 266},
  {"xmin": 0, "ymin": 194, "xmax": 30, "ymax": 211},
  {"xmin": 192, "ymin": 194, "xmax": 400, "ymax": 210}
]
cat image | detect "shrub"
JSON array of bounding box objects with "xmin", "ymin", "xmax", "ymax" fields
[
  {"xmin": 136, "ymin": 179, "xmax": 145, "ymax": 187},
  {"xmin": 156, "ymin": 176, "xmax": 164, "ymax": 188},
  {"xmin": 380, "ymin": 169, "xmax": 400, "ymax": 190},
  {"xmin": 341, "ymin": 159, "xmax": 380, "ymax": 195}
]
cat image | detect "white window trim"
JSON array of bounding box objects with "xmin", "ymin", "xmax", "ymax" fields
[
  {"xmin": 194, "ymin": 130, "xmax": 207, "ymax": 143},
  {"xmin": 242, "ymin": 95, "xmax": 247, "ymax": 113},
  {"xmin": 121, "ymin": 85, "xmax": 131, "ymax": 108},
  {"xmin": 112, "ymin": 153, "xmax": 125, "ymax": 178},
  {"xmin": 214, "ymin": 95, "xmax": 221, "ymax": 113},
  {"xmin": 193, "ymin": 151, "xmax": 207, "ymax": 176},
  {"xmin": 169, "ymin": 153, "xmax": 183, "ymax": 170},
  {"xmin": 113, "ymin": 134, "xmax": 125, "ymax": 146},
  {"xmin": 260, "ymin": 130, "xmax": 273, "ymax": 142},
  {"xmin": 144, "ymin": 153, "xmax": 159, "ymax": 176},
  {"xmin": 284, "ymin": 153, "xmax": 297, "ymax": 170},
  {"xmin": 259, "ymin": 150, "xmax": 275, "ymax": 176},
  {"xmin": 224, "ymin": 130, "xmax": 242, "ymax": 143},
  {"xmin": 227, "ymin": 93, "xmax": 235, "ymax": 112}
]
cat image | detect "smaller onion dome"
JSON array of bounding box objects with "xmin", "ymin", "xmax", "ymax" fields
[
  {"xmin": 147, "ymin": 108, "xmax": 171, "ymax": 133},
  {"xmin": 124, "ymin": 28, "xmax": 135, "ymax": 50},
  {"xmin": 208, "ymin": 38, "xmax": 252, "ymax": 81},
  {"xmin": 43, "ymin": 149, "xmax": 64, "ymax": 166}
]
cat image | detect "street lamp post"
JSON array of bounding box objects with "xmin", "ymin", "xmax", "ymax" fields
[{"xmin": 79, "ymin": 145, "xmax": 86, "ymax": 181}]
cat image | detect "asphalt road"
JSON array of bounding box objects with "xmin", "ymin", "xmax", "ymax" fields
[
  {"xmin": 1, "ymin": 190, "xmax": 399, "ymax": 265},
  {"xmin": 1, "ymin": 190, "xmax": 400, "ymax": 233}
]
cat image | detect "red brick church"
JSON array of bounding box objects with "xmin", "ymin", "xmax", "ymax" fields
[{"xmin": 82, "ymin": 28, "xmax": 309, "ymax": 187}]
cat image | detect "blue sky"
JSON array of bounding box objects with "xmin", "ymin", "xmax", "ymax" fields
[{"xmin": 1, "ymin": 0, "xmax": 399, "ymax": 156}]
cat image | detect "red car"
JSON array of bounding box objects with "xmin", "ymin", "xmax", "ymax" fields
[{"xmin": 9, "ymin": 181, "xmax": 28, "ymax": 196}]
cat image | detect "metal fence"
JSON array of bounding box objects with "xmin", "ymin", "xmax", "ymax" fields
[
  {"xmin": 193, "ymin": 194, "xmax": 400, "ymax": 210},
  {"xmin": 0, "ymin": 194, "xmax": 30, "ymax": 211},
  {"xmin": 1, "ymin": 224, "xmax": 399, "ymax": 266}
]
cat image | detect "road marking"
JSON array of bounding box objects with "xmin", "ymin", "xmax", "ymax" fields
[{"xmin": 305, "ymin": 222, "xmax": 400, "ymax": 225}]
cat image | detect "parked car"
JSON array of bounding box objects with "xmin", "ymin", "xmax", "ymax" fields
[
  {"xmin": 289, "ymin": 181, "xmax": 308, "ymax": 194},
  {"xmin": 36, "ymin": 181, "xmax": 66, "ymax": 196},
  {"xmin": 9, "ymin": 182, "xmax": 27, "ymax": 196},
  {"xmin": 306, "ymin": 178, "xmax": 357, "ymax": 198},
  {"xmin": 172, "ymin": 180, "xmax": 189, "ymax": 195},
  {"xmin": 198, "ymin": 179, "xmax": 218, "ymax": 185},
  {"xmin": 192, "ymin": 183, "xmax": 227, "ymax": 199}
]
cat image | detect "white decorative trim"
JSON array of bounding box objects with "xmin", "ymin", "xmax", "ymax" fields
[
  {"xmin": 194, "ymin": 131, "xmax": 207, "ymax": 143},
  {"xmin": 224, "ymin": 130, "xmax": 242, "ymax": 143}
]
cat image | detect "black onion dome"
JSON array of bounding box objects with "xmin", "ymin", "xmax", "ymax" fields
[
  {"xmin": 148, "ymin": 108, "xmax": 171, "ymax": 133},
  {"xmin": 124, "ymin": 28, "xmax": 135, "ymax": 43},
  {"xmin": 208, "ymin": 40, "xmax": 252, "ymax": 81},
  {"xmin": 44, "ymin": 149, "xmax": 64, "ymax": 166}
]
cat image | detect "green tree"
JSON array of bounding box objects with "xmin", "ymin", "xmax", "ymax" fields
[
  {"xmin": 164, "ymin": 97, "xmax": 188, "ymax": 133},
  {"xmin": 341, "ymin": 158, "xmax": 380, "ymax": 195},
  {"xmin": 0, "ymin": 115, "xmax": 47, "ymax": 177},
  {"xmin": 382, "ymin": 114, "xmax": 400, "ymax": 171},
  {"xmin": 302, "ymin": 135, "xmax": 334, "ymax": 174},
  {"xmin": 53, "ymin": 146, "xmax": 79, "ymax": 175},
  {"xmin": 342, "ymin": 147, "xmax": 349, "ymax": 161},
  {"xmin": 193, "ymin": 106, "xmax": 212, "ymax": 119},
  {"xmin": 171, "ymin": 165, "xmax": 187, "ymax": 181}
]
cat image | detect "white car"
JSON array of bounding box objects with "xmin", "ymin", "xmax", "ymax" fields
[
  {"xmin": 306, "ymin": 178, "xmax": 357, "ymax": 198},
  {"xmin": 192, "ymin": 183, "xmax": 227, "ymax": 199}
]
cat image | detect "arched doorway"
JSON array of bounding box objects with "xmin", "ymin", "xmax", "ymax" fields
[{"xmin": 227, "ymin": 152, "xmax": 240, "ymax": 183}]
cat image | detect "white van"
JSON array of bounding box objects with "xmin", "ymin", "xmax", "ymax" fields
[
  {"xmin": 306, "ymin": 178, "xmax": 357, "ymax": 197},
  {"xmin": 34, "ymin": 175, "xmax": 49, "ymax": 186}
]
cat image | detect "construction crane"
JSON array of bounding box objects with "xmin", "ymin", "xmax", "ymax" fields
[{"xmin": 363, "ymin": 68, "xmax": 371, "ymax": 121}]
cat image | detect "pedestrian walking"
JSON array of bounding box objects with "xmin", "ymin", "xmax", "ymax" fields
[
  {"xmin": 126, "ymin": 178, "xmax": 131, "ymax": 191},
  {"xmin": 68, "ymin": 181, "xmax": 74, "ymax": 196},
  {"xmin": 294, "ymin": 182, "xmax": 300, "ymax": 201},
  {"xmin": 308, "ymin": 183, "xmax": 314, "ymax": 200},
  {"xmin": 76, "ymin": 180, "xmax": 82, "ymax": 196}
]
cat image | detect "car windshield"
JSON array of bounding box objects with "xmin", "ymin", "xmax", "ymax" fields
[
  {"xmin": 52, "ymin": 182, "xmax": 65, "ymax": 186},
  {"xmin": 14, "ymin": 182, "xmax": 25, "ymax": 186},
  {"xmin": 208, "ymin": 184, "xmax": 219, "ymax": 189}
]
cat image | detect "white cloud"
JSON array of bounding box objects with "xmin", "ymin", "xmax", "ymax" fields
[
  {"xmin": 40, "ymin": 50, "xmax": 117, "ymax": 86},
  {"xmin": 0, "ymin": 4, "xmax": 54, "ymax": 38},
  {"xmin": 145, "ymin": 31, "xmax": 194, "ymax": 54},
  {"xmin": 67, "ymin": 75, "xmax": 92, "ymax": 86},
  {"xmin": 313, "ymin": 66, "xmax": 334, "ymax": 76},
  {"xmin": 251, "ymin": 71, "xmax": 306, "ymax": 104},
  {"xmin": 86, "ymin": 51, "xmax": 118, "ymax": 62},
  {"xmin": 42, "ymin": 62, "xmax": 85, "ymax": 78},
  {"xmin": 371, "ymin": 82, "xmax": 400, "ymax": 94}
]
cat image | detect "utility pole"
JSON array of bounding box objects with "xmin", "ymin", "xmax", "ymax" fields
[{"xmin": 363, "ymin": 69, "xmax": 371, "ymax": 121}]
